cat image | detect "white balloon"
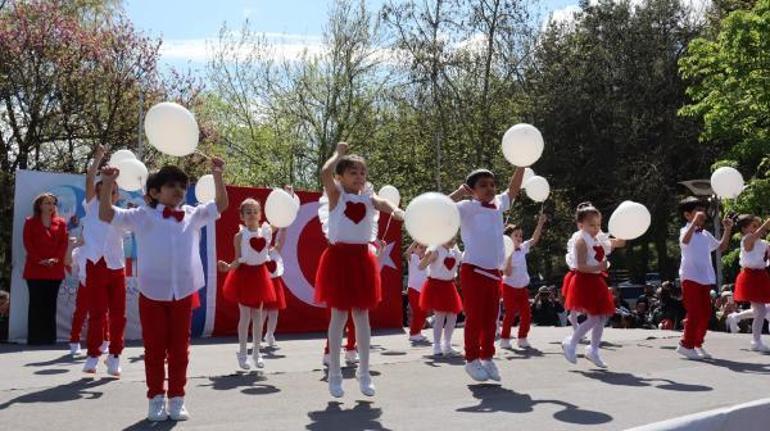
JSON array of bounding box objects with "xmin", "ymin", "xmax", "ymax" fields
[
  {"xmin": 501, "ymin": 123, "xmax": 544, "ymax": 167},
  {"xmin": 265, "ymin": 188, "xmax": 300, "ymax": 228},
  {"xmin": 144, "ymin": 102, "xmax": 199, "ymax": 157},
  {"xmin": 524, "ymin": 176, "xmax": 550, "ymax": 202},
  {"xmin": 710, "ymin": 167, "xmax": 744, "ymax": 199},
  {"xmin": 503, "ymin": 235, "xmax": 514, "ymax": 260},
  {"xmin": 116, "ymin": 159, "xmax": 148, "ymax": 192},
  {"xmin": 405, "ymin": 193, "xmax": 460, "ymax": 246},
  {"xmin": 108, "ymin": 149, "xmax": 136, "ymax": 166},
  {"xmin": 608, "ymin": 200, "xmax": 651, "ymax": 240},
  {"xmin": 378, "ymin": 185, "xmax": 401, "ymax": 208},
  {"xmin": 522, "ymin": 168, "xmax": 536, "ymax": 188},
  {"xmin": 195, "ymin": 174, "xmax": 216, "ymax": 203}
]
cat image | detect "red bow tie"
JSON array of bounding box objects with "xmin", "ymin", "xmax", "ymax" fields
[
  {"xmin": 481, "ymin": 201, "xmax": 497, "ymax": 210},
  {"xmin": 515, "ymin": 247, "xmax": 521, "ymax": 252},
  {"xmin": 695, "ymin": 227, "xmax": 704, "ymax": 233},
  {"xmin": 162, "ymin": 207, "xmax": 184, "ymax": 222}
]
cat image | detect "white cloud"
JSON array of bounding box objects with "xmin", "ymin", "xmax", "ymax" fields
[
  {"xmin": 542, "ymin": 5, "xmax": 581, "ymax": 32},
  {"xmin": 159, "ymin": 33, "xmax": 326, "ymax": 63}
]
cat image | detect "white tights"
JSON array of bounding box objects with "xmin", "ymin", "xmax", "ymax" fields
[
  {"xmin": 260, "ymin": 309, "xmax": 279, "ymax": 339},
  {"xmin": 328, "ymin": 308, "xmax": 370, "ymax": 378},
  {"xmin": 751, "ymin": 303, "xmax": 768, "ymax": 344},
  {"xmin": 569, "ymin": 314, "xmax": 605, "ymax": 350},
  {"xmin": 432, "ymin": 312, "xmax": 457, "ymax": 348},
  {"xmin": 238, "ymin": 304, "xmax": 262, "ymax": 356}
]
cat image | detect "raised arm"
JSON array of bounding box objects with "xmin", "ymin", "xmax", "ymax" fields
[
  {"xmin": 682, "ymin": 212, "xmax": 705, "ymax": 245},
  {"xmin": 418, "ymin": 250, "xmax": 437, "ymax": 271},
  {"xmin": 98, "ymin": 166, "xmax": 119, "ymax": 223},
  {"xmin": 719, "ymin": 217, "xmax": 734, "ymax": 253},
  {"xmin": 449, "ymin": 184, "xmax": 472, "ymax": 202},
  {"xmin": 743, "ymin": 218, "xmax": 770, "ymax": 251},
  {"xmin": 506, "ymin": 167, "xmax": 525, "ymax": 201},
  {"xmin": 321, "ymin": 142, "xmax": 347, "ymax": 211},
  {"xmin": 530, "ymin": 213, "xmax": 547, "ymax": 247},
  {"xmin": 211, "ymin": 157, "xmax": 229, "ymax": 214},
  {"xmin": 404, "ymin": 241, "xmax": 418, "ymax": 259},
  {"xmin": 86, "ymin": 145, "xmax": 106, "ymax": 202},
  {"xmin": 372, "ymin": 195, "xmax": 405, "ymax": 221}
]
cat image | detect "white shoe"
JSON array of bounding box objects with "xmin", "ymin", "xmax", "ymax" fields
[
  {"xmin": 499, "ymin": 338, "xmax": 512, "ymax": 349},
  {"xmin": 409, "ymin": 334, "xmax": 428, "ymax": 343},
  {"xmin": 253, "ymin": 352, "xmax": 264, "ymax": 369},
  {"xmin": 750, "ymin": 340, "xmax": 770, "ymax": 353},
  {"xmin": 266, "ymin": 334, "xmax": 278, "ymax": 348},
  {"xmin": 322, "ymin": 353, "xmax": 330, "ymax": 367},
  {"xmin": 432, "ymin": 344, "xmax": 443, "ymax": 356},
  {"xmin": 585, "ymin": 346, "xmax": 608, "ymax": 368},
  {"xmin": 237, "ymin": 352, "xmax": 251, "ymax": 370},
  {"xmin": 695, "ymin": 347, "xmax": 712, "ymax": 359},
  {"xmin": 357, "ymin": 370, "xmax": 376, "ymax": 396},
  {"xmin": 676, "ymin": 345, "xmax": 701, "ymax": 360},
  {"xmin": 329, "ymin": 374, "xmax": 344, "ymax": 398},
  {"xmin": 147, "ymin": 395, "xmax": 168, "ymax": 422},
  {"xmin": 442, "ymin": 344, "xmax": 461, "ymax": 357},
  {"xmin": 168, "ymin": 397, "xmax": 190, "ymax": 421},
  {"xmin": 83, "ymin": 356, "xmax": 99, "ymax": 374},
  {"xmin": 517, "ymin": 338, "xmax": 531, "ymax": 349},
  {"xmin": 561, "ymin": 337, "xmax": 577, "ymax": 364},
  {"xmin": 105, "ymin": 355, "xmax": 121, "ymax": 377},
  {"xmin": 69, "ymin": 343, "xmax": 82, "ymax": 357},
  {"xmin": 344, "ymin": 349, "xmax": 360, "ymax": 365},
  {"xmin": 481, "ymin": 360, "xmax": 501, "ymax": 382},
  {"xmin": 726, "ymin": 313, "xmax": 740, "ymax": 333},
  {"xmin": 99, "ymin": 340, "xmax": 110, "ymax": 355},
  {"xmin": 464, "ymin": 359, "xmax": 490, "ymax": 382}
]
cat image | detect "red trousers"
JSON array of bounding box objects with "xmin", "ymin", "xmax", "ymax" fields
[
  {"xmin": 86, "ymin": 259, "xmax": 126, "ymax": 357},
  {"xmin": 70, "ymin": 283, "xmax": 109, "ymax": 343},
  {"xmin": 501, "ymin": 286, "xmax": 531, "ymax": 340},
  {"xmin": 139, "ymin": 294, "xmax": 193, "ymax": 399},
  {"xmin": 408, "ymin": 289, "xmax": 427, "ymax": 336},
  {"xmin": 461, "ymin": 264, "xmax": 501, "ymax": 361},
  {"xmin": 681, "ymin": 280, "xmax": 713, "ymax": 349},
  {"xmin": 324, "ymin": 312, "xmax": 357, "ymax": 353}
]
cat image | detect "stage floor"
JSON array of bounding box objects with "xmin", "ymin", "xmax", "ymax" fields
[{"xmin": 1, "ymin": 327, "xmax": 768, "ymax": 430}]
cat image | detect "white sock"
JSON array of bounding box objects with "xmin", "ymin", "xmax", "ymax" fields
[
  {"xmin": 237, "ymin": 304, "xmax": 253, "ymax": 355},
  {"xmin": 444, "ymin": 313, "xmax": 457, "ymax": 346},
  {"xmin": 250, "ymin": 306, "xmax": 262, "ymax": 356},
  {"xmin": 351, "ymin": 308, "xmax": 371, "ymax": 375},
  {"xmin": 266, "ymin": 310, "xmax": 279, "ymax": 339},
  {"xmin": 328, "ymin": 308, "xmax": 348, "ymax": 377},
  {"xmin": 751, "ymin": 303, "xmax": 766, "ymax": 344},
  {"xmin": 590, "ymin": 316, "xmax": 606, "ymax": 350},
  {"xmin": 433, "ymin": 312, "xmax": 446, "ymax": 347}
]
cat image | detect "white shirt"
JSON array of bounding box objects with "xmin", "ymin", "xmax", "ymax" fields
[
  {"xmin": 81, "ymin": 198, "xmax": 126, "ymax": 269},
  {"xmin": 111, "ymin": 201, "xmax": 220, "ymax": 301},
  {"xmin": 318, "ymin": 182, "xmax": 378, "ymax": 245},
  {"xmin": 740, "ymin": 238, "xmax": 769, "ymax": 270},
  {"xmin": 457, "ymin": 193, "xmax": 511, "ymax": 270},
  {"xmin": 268, "ymin": 249, "xmax": 284, "ymax": 279},
  {"xmin": 679, "ymin": 223, "xmax": 720, "ymax": 285},
  {"xmin": 238, "ymin": 223, "xmax": 271, "ymax": 265},
  {"xmin": 565, "ymin": 230, "xmax": 611, "ymax": 269},
  {"xmin": 427, "ymin": 245, "xmax": 462, "ymax": 281},
  {"xmin": 504, "ymin": 240, "xmax": 532, "ymax": 288},
  {"xmin": 407, "ymin": 254, "xmax": 428, "ymax": 291},
  {"xmin": 71, "ymin": 246, "xmax": 87, "ymax": 284}
]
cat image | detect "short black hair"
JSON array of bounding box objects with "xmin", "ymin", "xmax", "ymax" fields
[
  {"xmin": 504, "ymin": 224, "xmax": 522, "ymax": 236},
  {"xmin": 335, "ymin": 155, "xmax": 367, "ymax": 176},
  {"xmin": 465, "ymin": 169, "xmax": 495, "ymax": 189},
  {"xmin": 145, "ymin": 166, "xmax": 189, "ymax": 208},
  {"xmin": 678, "ymin": 196, "xmax": 704, "ymax": 214}
]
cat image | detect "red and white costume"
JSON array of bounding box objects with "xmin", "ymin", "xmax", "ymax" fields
[
  {"xmin": 265, "ymin": 249, "xmax": 287, "ymax": 310},
  {"xmin": 407, "ymin": 253, "xmax": 429, "ymax": 336},
  {"xmin": 501, "ymin": 240, "xmax": 532, "ymax": 340},
  {"xmin": 420, "ymin": 245, "xmax": 463, "ymax": 314},
  {"xmin": 565, "ymin": 231, "xmax": 614, "ymax": 316},
  {"xmin": 735, "ymin": 238, "xmax": 770, "ymax": 303},
  {"xmin": 222, "ymin": 223, "xmax": 276, "ymax": 308},
  {"xmin": 679, "ymin": 223, "xmax": 720, "ymax": 349}
]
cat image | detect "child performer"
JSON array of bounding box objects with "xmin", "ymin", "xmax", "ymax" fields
[
  {"xmin": 262, "ymin": 228, "xmax": 288, "ymax": 348},
  {"xmin": 405, "ymin": 241, "xmax": 429, "ymax": 342},
  {"xmin": 733, "ymin": 215, "xmax": 770, "ymax": 352},
  {"xmin": 419, "ymin": 239, "xmax": 463, "ymax": 357}
]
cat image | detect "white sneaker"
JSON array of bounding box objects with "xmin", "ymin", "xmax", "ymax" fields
[
  {"xmin": 356, "ymin": 370, "xmax": 376, "ymax": 396},
  {"xmin": 344, "ymin": 349, "xmax": 360, "ymax": 365},
  {"xmin": 147, "ymin": 395, "xmax": 168, "ymax": 422},
  {"xmin": 266, "ymin": 334, "xmax": 278, "ymax": 348},
  {"xmin": 585, "ymin": 346, "xmax": 608, "ymax": 368},
  {"xmin": 481, "ymin": 360, "xmax": 501, "ymax": 382},
  {"xmin": 99, "ymin": 340, "xmax": 110, "ymax": 355},
  {"xmin": 442, "ymin": 344, "xmax": 461, "ymax": 357},
  {"xmin": 409, "ymin": 334, "xmax": 428, "ymax": 343},
  {"xmin": 328, "ymin": 374, "xmax": 344, "ymax": 398},
  {"xmin": 253, "ymin": 352, "xmax": 264, "ymax": 369},
  {"xmin": 237, "ymin": 352, "xmax": 251, "ymax": 370},
  {"xmin": 499, "ymin": 338, "xmax": 512, "ymax": 349},
  {"xmin": 69, "ymin": 343, "xmax": 82, "ymax": 357},
  {"xmin": 676, "ymin": 345, "xmax": 701, "ymax": 360},
  {"xmin": 464, "ymin": 359, "xmax": 490, "ymax": 382},
  {"xmin": 726, "ymin": 313, "xmax": 740, "ymax": 333},
  {"xmin": 168, "ymin": 397, "xmax": 190, "ymax": 421},
  {"xmin": 750, "ymin": 340, "xmax": 770, "ymax": 352},
  {"xmin": 517, "ymin": 338, "xmax": 531, "ymax": 349},
  {"xmin": 322, "ymin": 353, "xmax": 330, "ymax": 367},
  {"xmin": 105, "ymin": 355, "xmax": 121, "ymax": 377},
  {"xmin": 695, "ymin": 347, "xmax": 712, "ymax": 359},
  {"xmin": 561, "ymin": 337, "xmax": 577, "ymax": 364},
  {"xmin": 432, "ymin": 344, "xmax": 443, "ymax": 357},
  {"xmin": 83, "ymin": 356, "xmax": 99, "ymax": 374}
]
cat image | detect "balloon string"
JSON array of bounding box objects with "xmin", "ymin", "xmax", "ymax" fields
[
  {"xmin": 195, "ymin": 149, "xmax": 211, "ymax": 160},
  {"xmin": 381, "ymin": 213, "xmax": 393, "ymax": 242}
]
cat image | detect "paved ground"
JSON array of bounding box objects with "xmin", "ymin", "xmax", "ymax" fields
[{"xmin": 1, "ymin": 327, "xmax": 769, "ymax": 430}]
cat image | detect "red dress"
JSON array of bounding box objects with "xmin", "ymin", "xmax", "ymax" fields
[
  {"xmin": 564, "ymin": 239, "xmax": 614, "ymax": 315},
  {"xmin": 222, "ymin": 225, "xmax": 276, "ymax": 307},
  {"xmin": 418, "ymin": 246, "xmax": 463, "ymax": 313}
]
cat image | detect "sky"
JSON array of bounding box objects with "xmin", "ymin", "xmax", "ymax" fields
[{"xmin": 124, "ymin": 0, "xmax": 580, "ymax": 76}]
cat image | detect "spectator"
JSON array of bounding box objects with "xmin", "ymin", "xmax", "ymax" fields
[
  {"xmin": 609, "ymin": 287, "xmax": 632, "ymax": 328},
  {"xmin": 637, "ymin": 285, "xmax": 658, "ymax": 310},
  {"xmin": 652, "ymin": 282, "xmax": 685, "ymax": 330},
  {"xmin": 532, "ymin": 286, "xmax": 561, "ymax": 326},
  {"xmin": 0, "ymin": 290, "xmax": 9, "ymax": 342}
]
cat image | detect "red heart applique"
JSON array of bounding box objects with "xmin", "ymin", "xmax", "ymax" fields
[
  {"xmin": 266, "ymin": 261, "xmax": 277, "ymax": 273},
  {"xmin": 593, "ymin": 245, "xmax": 605, "ymax": 262},
  {"xmin": 344, "ymin": 202, "xmax": 366, "ymax": 224},
  {"xmin": 443, "ymin": 257, "xmax": 456, "ymax": 271},
  {"xmin": 250, "ymin": 237, "xmax": 266, "ymax": 253}
]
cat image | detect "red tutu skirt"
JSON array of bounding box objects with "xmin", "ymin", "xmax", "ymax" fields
[
  {"xmin": 264, "ymin": 277, "xmax": 288, "ymax": 310},
  {"xmin": 222, "ymin": 263, "xmax": 276, "ymax": 307},
  {"xmin": 561, "ymin": 270, "xmax": 575, "ymax": 299},
  {"xmin": 565, "ymin": 272, "xmax": 614, "ymax": 315},
  {"xmin": 420, "ymin": 278, "xmax": 463, "ymax": 314},
  {"xmin": 314, "ymin": 243, "xmax": 382, "ymax": 310},
  {"xmin": 191, "ymin": 291, "xmax": 201, "ymax": 310},
  {"xmin": 735, "ymin": 268, "xmax": 770, "ymax": 303}
]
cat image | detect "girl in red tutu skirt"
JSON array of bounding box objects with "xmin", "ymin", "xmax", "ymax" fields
[
  {"xmin": 418, "ymin": 239, "xmax": 463, "ymax": 357},
  {"xmin": 562, "ymin": 203, "xmax": 624, "ymax": 368},
  {"xmin": 316, "ymin": 142, "xmax": 404, "ymax": 398},
  {"xmin": 218, "ymin": 199, "xmax": 276, "ymax": 371},
  {"xmin": 735, "ymin": 215, "xmax": 770, "ymax": 352}
]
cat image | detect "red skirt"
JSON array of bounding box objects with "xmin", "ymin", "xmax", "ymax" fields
[
  {"xmin": 735, "ymin": 268, "xmax": 770, "ymax": 303},
  {"xmin": 264, "ymin": 277, "xmax": 288, "ymax": 310},
  {"xmin": 420, "ymin": 278, "xmax": 463, "ymax": 314},
  {"xmin": 222, "ymin": 263, "xmax": 276, "ymax": 308},
  {"xmin": 565, "ymin": 272, "xmax": 614, "ymax": 315},
  {"xmin": 191, "ymin": 291, "xmax": 201, "ymax": 310},
  {"xmin": 314, "ymin": 243, "xmax": 381, "ymax": 310},
  {"xmin": 561, "ymin": 270, "xmax": 575, "ymax": 299}
]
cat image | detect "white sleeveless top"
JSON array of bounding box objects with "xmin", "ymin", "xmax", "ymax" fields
[
  {"xmin": 740, "ymin": 237, "xmax": 769, "ymax": 270},
  {"xmin": 570, "ymin": 231, "xmax": 606, "ymax": 273},
  {"xmin": 268, "ymin": 249, "xmax": 284, "ymax": 278},
  {"xmin": 427, "ymin": 246, "xmax": 462, "ymax": 281},
  {"xmin": 566, "ymin": 230, "xmax": 611, "ymax": 270},
  {"xmin": 503, "ymin": 240, "xmax": 532, "ymax": 288},
  {"xmin": 408, "ymin": 254, "xmax": 428, "ymax": 291},
  {"xmin": 239, "ymin": 223, "xmax": 272, "ymax": 265},
  {"xmin": 318, "ymin": 182, "xmax": 378, "ymax": 245}
]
